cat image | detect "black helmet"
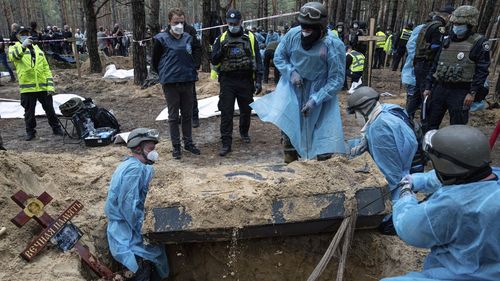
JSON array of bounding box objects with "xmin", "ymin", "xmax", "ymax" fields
[
  {"xmin": 346, "ymin": 86, "xmax": 380, "ymax": 114},
  {"xmin": 127, "ymin": 128, "xmax": 159, "ymax": 148},
  {"xmin": 59, "ymin": 97, "xmax": 84, "ymax": 117},
  {"xmin": 298, "ymin": 2, "xmax": 328, "ymax": 28},
  {"xmin": 423, "ymin": 125, "xmax": 491, "ymax": 185}
]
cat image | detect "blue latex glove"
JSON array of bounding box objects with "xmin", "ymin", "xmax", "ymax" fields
[
  {"xmin": 255, "ymin": 82, "xmax": 262, "ymax": 95},
  {"xmin": 291, "ymin": 70, "xmax": 303, "ymax": 87},
  {"xmin": 301, "ymin": 98, "xmax": 316, "ymax": 116},
  {"xmin": 350, "ymin": 137, "xmax": 368, "ymax": 157}
]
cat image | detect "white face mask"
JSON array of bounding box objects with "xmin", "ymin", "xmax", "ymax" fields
[
  {"xmin": 353, "ymin": 24, "xmax": 358, "ymax": 28},
  {"xmin": 20, "ymin": 35, "xmax": 29, "ymax": 42},
  {"xmin": 147, "ymin": 150, "xmax": 159, "ymax": 161},
  {"xmin": 302, "ymin": 31, "xmax": 313, "ymax": 37},
  {"xmin": 172, "ymin": 23, "xmax": 184, "ymax": 35},
  {"xmin": 228, "ymin": 25, "xmax": 241, "ymax": 34}
]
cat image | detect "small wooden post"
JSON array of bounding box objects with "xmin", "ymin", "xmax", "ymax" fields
[
  {"xmin": 367, "ymin": 18, "xmax": 375, "ymax": 87},
  {"xmin": 71, "ymin": 39, "xmax": 81, "ymax": 78}
]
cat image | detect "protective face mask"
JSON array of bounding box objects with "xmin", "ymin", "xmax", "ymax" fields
[
  {"xmin": 337, "ymin": 27, "xmax": 343, "ymax": 32},
  {"xmin": 146, "ymin": 150, "xmax": 159, "ymax": 162},
  {"xmin": 228, "ymin": 25, "xmax": 241, "ymax": 34},
  {"xmin": 452, "ymin": 24, "xmax": 468, "ymax": 36},
  {"xmin": 172, "ymin": 23, "xmax": 184, "ymax": 35},
  {"xmin": 302, "ymin": 31, "xmax": 313, "ymax": 37},
  {"xmin": 20, "ymin": 36, "xmax": 29, "ymax": 42},
  {"xmin": 353, "ymin": 24, "xmax": 358, "ymax": 28}
]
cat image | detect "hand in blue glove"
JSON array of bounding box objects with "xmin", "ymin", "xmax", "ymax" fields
[
  {"xmin": 350, "ymin": 137, "xmax": 368, "ymax": 157},
  {"xmin": 301, "ymin": 98, "xmax": 316, "ymax": 116},
  {"xmin": 291, "ymin": 70, "xmax": 303, "ymax": 87}
]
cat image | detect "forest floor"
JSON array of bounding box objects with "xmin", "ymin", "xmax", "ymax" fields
[{"xmin": 0, "ymin": 56, "xmax": 499, "ymax": 281}]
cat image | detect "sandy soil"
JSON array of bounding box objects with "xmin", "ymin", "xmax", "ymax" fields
[{"xmin": 0, "ymin": 60, "xmax": 498, "ymax": 281}]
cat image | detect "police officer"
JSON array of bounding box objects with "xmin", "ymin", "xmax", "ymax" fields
[
  {"xmin": 392, "ymin": 23, "xmax": 413, "ymax": 71},
  {"xmin": 8, "ymin": 27, "xmax": 64, "ymax": 141},
  {"xmin": 332, "ymin": 22, "xmax": 345, "ymax": 43},
  {"xmin": 408, "ymin": 6, "xmax": 454, "ymax": 123},
  {"xmin": 373, "ymin": 26, "xmax": 386, "ymax": 69},
  {"xmin": 211, "ymin": 9, "xmax": 263, "ymax": 156},
  {"xmin": 263, "ymin": 40, "xmax": 280, "ymax": 84},
  {"xmin": 345, "ymin": 45, "xmax": 365, "ymax": 91},
  {"xmin": 423, "ymin": 5, "xmax": 490, "ymax": 131}
]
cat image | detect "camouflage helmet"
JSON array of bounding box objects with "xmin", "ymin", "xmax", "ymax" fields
[{"xmin": 450, "ymin": 5, "xmax": 479, "ymax": 26}]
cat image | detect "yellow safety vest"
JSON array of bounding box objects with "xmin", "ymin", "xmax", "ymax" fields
[
  {"xmin": 8, "ymin": 42, "xmax": 54, "ymax": 93},
  {"xmin": 211, "ymin": 31, "xmax": 256, "ymax": 80},
  {"xmin": 376, "ymin": 31, "xmax": 386, "ymax": 48},
  {"xmin": 332, "ymin": 29, "xmax": 339, "ymax": 37},
  {"xmin": 384, "ymin": 34, "xmax": 393, "ymax": 53},
  {"xmin": 349, "ymin": 51, "xmax": 365, "ymax": 72},
  {"xmin": 400, "ymin": 28, "xmax": 412, "ymax": 41}
]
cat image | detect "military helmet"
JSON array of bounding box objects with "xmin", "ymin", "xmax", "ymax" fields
[
  {"xmin": 298, "ymin": 2, "xmax": 328, "ymax": 28},
  {"xmin": 127, "ymin": 128, "xmax": 159, "ymax": 148},
  {"xmin": 347, "ymin": 86, "xmax": 380, "ymax": 114},
  {"xmin": 423, "ymin": 125, "xmax": 491, "ymax": 185},
  {"xmin": 59, "ymin": 97, "xmax": 84, "ymax": 117},
  {"xmin": 450, "ymin": 5, "xmax": 479, "ymax": 26}
]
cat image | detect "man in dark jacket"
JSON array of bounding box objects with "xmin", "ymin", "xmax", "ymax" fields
[
  {"xmin": 211, "ymin": 8, "xmax": 263, "ymax": 156},
  {"xmin": 152, "ymin": 8, "xmax": 202, "ymax": 160}
]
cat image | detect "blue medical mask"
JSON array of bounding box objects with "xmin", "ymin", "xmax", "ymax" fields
[
  {"xmin": 20, "ymin": 35, "xmax": 29, "ymax": 42},
  {"xmin": 228, "ymin": 25, "xmax": 241, "ymax": 34},
  {"xmin": 453, "ymin": 24, "xmax": 468, "ymax": 36}
]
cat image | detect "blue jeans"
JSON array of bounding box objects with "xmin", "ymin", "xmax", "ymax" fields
[{"xmin": 0, "ymin": 52, "xmax": 15, "ymax": 80}]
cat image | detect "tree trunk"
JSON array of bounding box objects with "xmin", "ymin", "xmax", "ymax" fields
[
  {"xmin": 478, "ymin": 0, "xmax": 495, "ymax": 34},
  {"xmin": 335, "ymin": 0, "xmax": 344, "ymax": 24},
  {"xmin": 389, "ymin": 0, "xmax": 399, "ymax": 31},
  {"xmin": 345, "ymin": 0, "xmax": 353, "ymax": 25},
  {"xmin": 201, "ymin": 0, "xmax": 211, "ymax": 72},
  {"xmin": 148, "ymin": 0, "xmax": 160, "ymax": 35},
  {"xmin": 131, "ymin": 0, "xmax": 147, "ymax": 85},
  {"xmin": 83, "ymin": 0, "xmax": 102, "ymax": 73}
]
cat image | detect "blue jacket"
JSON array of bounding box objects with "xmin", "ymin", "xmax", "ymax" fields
[
  {"xmin": 265, "ymin": 32, "xmax": 280, "ymax": 45},
  {"xmin": 401, "ymin": 24, "xmax": 424, "ymax": 86},
  {"xmin": 251, "ymin": 26, "xmax": 346, "ymax": 159},
  {"xmin": 153, "ymin": 32, "xmax": 198, "ymax": 84},
  {"xmin": 382, "ymin": 169, "xmax": 500, "ymax": 281},
  {"xmin": 105, "ymin": 157, "xmax": 169, "ymax": 277}
]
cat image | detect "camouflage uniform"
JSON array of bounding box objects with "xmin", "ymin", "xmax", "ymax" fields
[{"xmin": 425, "ymin": 5, "xmax": 490, "ymax": 131}]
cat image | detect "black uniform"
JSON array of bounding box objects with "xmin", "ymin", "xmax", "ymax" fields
[
  {"xmin": 392, "ymin": 28, "xmax": 412, "ymax": 71},
  {"xmin": 263, "ymin": 40, "xmax": 280, "ymax": 84},
  {"xmin": 407, "ymin": 17, "xmax": 446, "ymax": 122},
  {"xmin": 425, "ymin": 30, "xmax": 490, "ymax": 131},
  {"xmin": 211, "ymin": 29, "xmax": 263, "ymax": 149}
]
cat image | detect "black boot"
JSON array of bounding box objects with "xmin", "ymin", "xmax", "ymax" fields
[
  {"xmin": 241, "ymin": 134, "xmax": 251, "ymax": 144},
  {"xmin": 0, "ymin": 146, "xmax": 6, "ymax": 151},
  {"xmin": 172, "ymin": 144, "xmax": 182, "ymax": 160},
  {"xmin": 25, "ymin": 132, "xmax": 36, "ymax": 141},
  {"xmin": 219, "ymin": 145, "xmax": 231, "ymax": 157},
  {"xmin": 184, "ymin": 142, "xmax": 201, "ymax": 155},
  {"xmin": 53, "ymin": 127, "xmax": 64, "ymax": 136}
]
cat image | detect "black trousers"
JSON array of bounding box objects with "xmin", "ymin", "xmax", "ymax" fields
[
  {"xmin": 426, "ymin": 83, "xmax": 470, "ymax": 131},
  {"xmin": 373, "ymin": 48, "xmax": 385, "ymax": 69},
  {"xmin": 20, "ymin": 92, "xmax": 61, "ymax": 135},
  {"xmin": 218, "ymin": 75, "xmax": 254, "ymax": 146},
  {"xmin": 406, "ymin": 60, "xmax": 432, "ymax": 122},
  {"xmin": 162, "ymin": 82, "xmax": 194, "ymax": 146},
  {"xmin": 263, "ymin": 49, "xmax": 280, "ymax": 84},
  {"xmin": 344, "ymin": 70, "xmax": 363, "ymax": 88},
  {"xmin": 192, "ymin": 83, "xmax": 199, "ymax": 119},
  {"xmin": 391, "ymin": 45, "xmax": 407, "ymax": 71}
]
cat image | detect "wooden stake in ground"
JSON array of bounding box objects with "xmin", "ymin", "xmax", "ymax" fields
[
  {"xmin": 358, "ymin": 18, "xmax": 384, "ymax": 87},
  {"xmin": 70, "ymin": 38, "xmax": 81, "ymax": 78}
]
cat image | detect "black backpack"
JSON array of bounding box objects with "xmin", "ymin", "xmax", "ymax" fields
[{"xmin": 64, "ymin": 98, "xmax": 120, "ymax": 139}]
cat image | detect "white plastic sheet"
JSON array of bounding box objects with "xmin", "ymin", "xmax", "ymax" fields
[
  {"xmin": 0, "ymin": 94, "xmax": 84, "ymax": 119},
  {"xmin": 155, "ymin": 96, "xmax": 261, "ymax": 121},
  {"xmin": 103, "ymin": 64, "xmax": 134, "ymax": 80}
]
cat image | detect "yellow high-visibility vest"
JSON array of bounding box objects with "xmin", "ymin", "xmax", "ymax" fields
[
  {"xmin": 349, "ymin": 51, "xmax": 365, "ymax": 72},
  {"xmin": 376, "ymin": 31, "xmax": 386, "ymax": 48}
]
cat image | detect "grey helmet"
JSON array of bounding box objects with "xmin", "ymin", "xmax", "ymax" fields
[
  {"xmin": 346, "ymin": 86, "xmax": 380, "ymax": 114},
  {"xmin": 298, "ymin": 2, "xmax": 328, "ymax": 29},
  {"xmin": 450, "ymin": 5, "xmax": 479, "ymax": 26},
  {"xmin": 127, "ymin": 128, "xmax": 159, "ymax": 148},
  {"xmin": 423, "ymin": 125, "xmax": 491, "ymax": 185}
]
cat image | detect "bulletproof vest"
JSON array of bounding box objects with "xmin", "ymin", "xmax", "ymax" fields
[
  {"xmin": 219, "ymin": 33, "xmax": 255, "ymax": 73},
  {"xmin": 415, "ymin": 21, "xmax": 442, "ymax": 61},
  {"xmin": 434, "ymin": 34, "xmax": 481, "ymax": 83}
]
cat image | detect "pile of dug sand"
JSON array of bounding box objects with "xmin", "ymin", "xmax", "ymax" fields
[{"xmin": 144, "ymin": 153, "xmax": 388, "ymax": 231}]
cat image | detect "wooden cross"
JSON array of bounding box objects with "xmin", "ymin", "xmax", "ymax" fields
[
  {"xmin": 357, "ymin": 18, "xmax": 385, "ymax": 87},
  {"xmin": 11, "ymin": 190, "xmax": 115, "ymax": 280}
]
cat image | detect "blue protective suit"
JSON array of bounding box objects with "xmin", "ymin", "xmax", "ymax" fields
[
  {"xmin": 364, "ymin": 104, "xmax": 417, "ymax": 201},
  {"xmin": 382, "ymin": 168, "xmax": 500, "ymax": 281},
  {"xmin": 265, "ymin": 32, "xmax": 280, "ymax": 45},
  {"xmin": 251, "ymin": 26, "xmax": 346, "ymax": 159},
  {"xmin": 401, "ymin": 24, "xmax": 424, "ymax": 86},
  {"xmin": 105, "ymin": 157, "xmax": 169, "ymax": 277}
]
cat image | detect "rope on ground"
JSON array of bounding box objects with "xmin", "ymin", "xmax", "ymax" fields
[{"xmin": 306, "ymin": 202, "xmax": 358, "ymax": 281}]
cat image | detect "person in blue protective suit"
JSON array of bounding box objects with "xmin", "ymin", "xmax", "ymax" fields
[
  {"xmin": 382, "ymin": 125, "xmax": 500, "ymax": 281},
  {"xmin": 105, "ymin": 128, "xmax": 168, "ymax": 281},
  {"xmin": 251, "ymin": 1, "xmax": 346, "ymax": 163},
  {"xmin": 347, "ymin": 87, "xmax": 417, "ymax": 202}
]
